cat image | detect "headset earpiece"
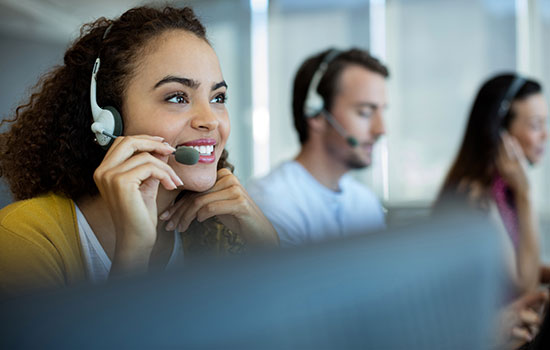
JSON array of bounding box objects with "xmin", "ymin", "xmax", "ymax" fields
[
  {"xmin": 90, "ymin": 57, "xmax": 123, "ymax": 149},
  {"xmin": 302, "ymin": 49, "xmax": 360, "ymax": 148},
  {"xmin": 105, "ymin": 106, "xmax": 123, "ymax": 135},
  {"xmin": 91, "ymin": 106, "xmax": 123, "ymax": 149},
  {"xmin": 303, "ymin": 49, "xmax": 341, "ymax": 118}
]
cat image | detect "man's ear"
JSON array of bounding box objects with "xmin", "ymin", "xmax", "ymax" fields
[{"xmin": 306, "ymin": 114, "xmax": 327, "ymax": 134}]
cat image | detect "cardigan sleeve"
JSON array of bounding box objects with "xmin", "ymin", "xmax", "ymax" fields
[
  {"xmin": 0, "ymin": 225, "xmax": 66, "ymax": 298},
  {"xmin": 0, "ymin": 194, "xmax": 85, "ymax": 299}
]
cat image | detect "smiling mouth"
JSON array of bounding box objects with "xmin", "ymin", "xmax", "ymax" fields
[
  {"xmin": 188, "ymin": 145, "xmax": 214, "ymax": 156},
  {"xmin": 179, "ymin": 139, "xmax": 217, "ymax": 164}
]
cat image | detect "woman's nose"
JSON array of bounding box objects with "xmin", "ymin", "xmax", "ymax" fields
[{"xmin": 190, "ymin": 103, "xmax": 220, "ymax": 131}]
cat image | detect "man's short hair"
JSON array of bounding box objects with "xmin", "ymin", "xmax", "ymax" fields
[{"xmin": 292, "ymin": 48, "xmax": 389, "ymax": 144}]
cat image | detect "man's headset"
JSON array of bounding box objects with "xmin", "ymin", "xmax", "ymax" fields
[
  {"xmin": 88, "ymin": 24, "xmax": 199, "ymax": 165},
  {"xmin": 303, "ymin": 49, "xmax": 359, "ymax": 147}
]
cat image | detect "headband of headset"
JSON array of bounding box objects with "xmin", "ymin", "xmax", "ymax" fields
[{"xmin": 303, "ymin": 49, "xmax": 342, "ymax": 118}]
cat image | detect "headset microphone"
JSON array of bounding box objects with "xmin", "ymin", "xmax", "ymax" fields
[
  {"xmin": 322, "ymin": 110, "xmax": 359, "ymax": 147},
  {"xmin": 93, "ymin": 127, "xmax": 200, "ymax": 165},
  {"xmin": 173, "ymin": 146, "xmax": 200, "ymax": 165},
  {"xmin": 92, "ymin": 126, "xmax": 201, "ymax": 166}
]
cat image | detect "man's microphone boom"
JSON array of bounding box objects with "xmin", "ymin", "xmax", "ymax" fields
[{"xmin": 321, "ymin": 110, "xmax": 358, "ymax": 147}]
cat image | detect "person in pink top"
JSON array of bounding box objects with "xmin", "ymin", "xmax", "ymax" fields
[{"xmin": 435, "ymin": 73, "xmax": 549, "ymax": 348}]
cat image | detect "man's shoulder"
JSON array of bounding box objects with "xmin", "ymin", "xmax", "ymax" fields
[
  {"xmin": 247, "ymin": 161, "xmax": 320, "ymax": 218},
  {"xmin": 248, "ymin": 161, "xmax": 307, "ymax": 197},
  {"xmin": 341, "ymin": 176, "xmax": 378, "ymax": 199}
]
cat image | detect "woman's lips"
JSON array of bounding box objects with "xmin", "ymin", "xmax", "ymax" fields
[{"xmin": 180, "ymin": 138, "xmax": 216, "ymax": 147}]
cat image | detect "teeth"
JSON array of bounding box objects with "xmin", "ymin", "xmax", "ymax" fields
[{"xmin": 190, "ymin": 145, "xmax": 214, "ymax": 155}]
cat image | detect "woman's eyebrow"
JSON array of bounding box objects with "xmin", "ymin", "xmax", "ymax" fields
[
  {"xmin": 153, "ymin": 76, "xmax": 200, "ymax": 90},
  {"xmin": 212, "ymin": 81, "xmax": 227, "ymax": 91}
]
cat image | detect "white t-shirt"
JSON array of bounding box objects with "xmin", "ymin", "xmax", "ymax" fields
[
  {"xmin": 74, "ymin": 204, "xmax": 184, "ymax": 283},
  {"xmin": 247, "ymin": 161, "xmax": 385, "ymax": 247}
]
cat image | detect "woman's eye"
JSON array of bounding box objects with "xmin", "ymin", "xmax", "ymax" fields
[
  {"xmin": 166, "ymin": 93, "xmax": 188, "ymax": 104},
  {"xmin": 211, "ymin": 93, "xmax": 227, "ymax": 104}
]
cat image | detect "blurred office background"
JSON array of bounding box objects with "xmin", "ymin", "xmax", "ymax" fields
[{"xmin": 1, "ymin": 0, "xmax": 549, "ymax": 258}]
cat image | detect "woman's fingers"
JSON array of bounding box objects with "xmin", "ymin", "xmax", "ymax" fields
[
  {"xmin": 195, "ymin": 198, "xmax": 249, "ymax": 223},
  {"xmin": 519, "ymin": 308, "xmax": 541, "ymax": 326},
  {"xmin": 500, "ymin": 131, "xmax": 528, "ymax": 166},
  {"xmin": 164, "ymin": 195, "xmax": 197, "ymax": 231},
  {"xmin": 103, "ymin": 135, "xmax": 176, "ymax": 166},
  {"xmin": 162, "ymin": 170, "xmax": 246, "ymax": 232},
  {"xmin": 95, "ymin": 135, "xmax": 183, "ymax": 192},
  {"xmin": 104, "ymin": 162, "xmax": 179, "ymax": 193},
  {"xmin": 161, "ymin": 168, "xmax": 278, "ymax": 246},
  {"xmin": 159, "ymin": 194, "xmax": 186, "ymax": 221},
  {"xmin": 496, "ymin": 131, "xmax": 530, "ymax": 195},
  {"xmin": 161, "ymin": 168, "xmax": 235, "ymax": 220},
  {"xmin": 511, "ymin": 326, "xmax": 533, "ymax": 342},
  {"xmin": 99, "ymin": 151, "xmax": 183, "ymax": 188},
  {"xmin": 500, "ymin": 131, "xmax": 515, "ymax": 158},
  {"xmin": 168, "ymin": 187, "xmax": 240, "ymax": 232},
  {"xmin": 515, "ymin": 289, "xmax": 549, "ymax": 309}
]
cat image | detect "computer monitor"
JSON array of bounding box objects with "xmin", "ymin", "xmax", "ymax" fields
[{"xmin": 0, "ymin": 212, "xmax": 503, "ymax": 349}]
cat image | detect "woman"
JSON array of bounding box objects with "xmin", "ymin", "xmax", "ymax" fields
[
  {"xmin": 0, "ymin": 6, "xmax": 278, "ymax": 298},
  {"xmin": 435, "ymin": 73, "xmax": 548, "ymax": 347}
]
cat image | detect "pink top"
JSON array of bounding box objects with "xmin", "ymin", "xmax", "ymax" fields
[{"xmin": 491, "ymin": 174, "xmax": 520, "ymax": 252}]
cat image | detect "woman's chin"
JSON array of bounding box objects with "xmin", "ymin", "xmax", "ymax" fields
[{"xmin": 182, "ymin": 175, "xmax": 216, "ymax": 192}]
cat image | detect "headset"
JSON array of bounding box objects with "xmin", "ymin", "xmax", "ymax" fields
[
  {"xmin": 303, "ymin": 49, "xmax": 359, "ymax": 147},
  {"xmin": 88, "ymin": 25, "xmax": 199, "ymax": 165},
  {"xmin": 497, "ymin": 75, "xmax": 526, "ymax": 123},
  {"xmin": 89, "ymin": 24, "xmax": 123, "ymax": 150}
]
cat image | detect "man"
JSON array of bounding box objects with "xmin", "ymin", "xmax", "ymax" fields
[{"xmin": 248, "ymin": 48, "xmax": 388, "ymax": 247}]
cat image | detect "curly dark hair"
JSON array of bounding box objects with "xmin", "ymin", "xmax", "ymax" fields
[{"xmin": 0, "ymin": 6, "xmax": 233, "ymax": 201}]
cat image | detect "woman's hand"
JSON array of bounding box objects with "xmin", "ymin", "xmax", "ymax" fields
[
  {"xmin": 93, "ymin": 135, "xmax": 183, "ymax": 273},
  {"xmin": 496, "ymin": 289, "xmax": 548, "ymax": 349},
  {"xmin": 497, "ymin": 131, "xmax": 541, "ymax": 292},
  {"xmin": 160, "ymin": 168, "xmax": 279, "ymax": 247},
  {"xmin": 497, "ymin": 131, "xmax": 530, "ymax": 199}
]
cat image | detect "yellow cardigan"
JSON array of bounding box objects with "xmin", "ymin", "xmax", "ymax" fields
[
  {"xmin": 0, "ymin": 193, "xmax": 85, "ymax": 298},
  {"xmin": 0, "ymin": 193, "xmax": 245, "ymax": 298}
]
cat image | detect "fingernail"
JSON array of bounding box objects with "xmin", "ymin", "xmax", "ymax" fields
[
  {"xmin": 159, "ymin": 211, "xmax": 169, "ymax": 220},
  {"xmin": 163, "ymin": 142, "xmax": 176, "ymax": 152},
  {"xmin": 175, "ymin": 176, "xmax": 184, "ymax": 186},
  {"xmin": 166, "ymin": 221, "xmax": 175, "ymax": 231}
]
